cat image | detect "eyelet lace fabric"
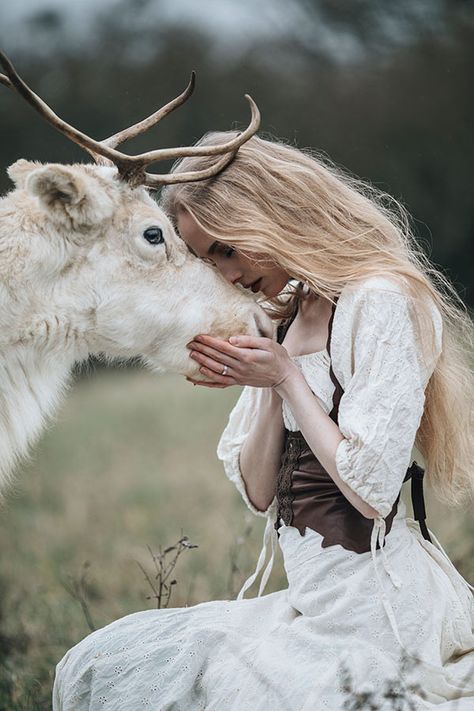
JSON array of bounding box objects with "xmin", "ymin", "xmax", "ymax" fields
[
  {"xmin": 53, "ymin": 278, "xmax": 474, "ymax": 711},
  {"xmin": 282, "ymin": 350, "xmax": 333, "ymax": 431},
  {"xmin": 53, "ymin": 510, "xmax": 474, "ymax": 710}
]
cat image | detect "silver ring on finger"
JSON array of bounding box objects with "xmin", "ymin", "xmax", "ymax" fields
[{"xmin": 221, "ymin": 365, "xmax": 228, "ymax": 377}]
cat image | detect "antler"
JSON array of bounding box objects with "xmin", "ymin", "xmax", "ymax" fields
[{"xmin": 0, "ymin": 51, "xmax": 260, "ymax": 187}]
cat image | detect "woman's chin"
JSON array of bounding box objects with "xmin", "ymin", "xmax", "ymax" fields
[
  {"xmin": 260, "ymin": 284, "xmax": 274, "ymax": 298},
  {"xmin": 261, "ymin": 285, "xmax": 280, "ymax": 299},
  {"xmin": 261, "ymin": 278, "xmax": 291, "ymax": 299}
]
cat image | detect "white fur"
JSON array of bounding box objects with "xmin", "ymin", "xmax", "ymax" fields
[{"xmin": 0, "ymin": 160, "xmax": 271, "ymax": 490}]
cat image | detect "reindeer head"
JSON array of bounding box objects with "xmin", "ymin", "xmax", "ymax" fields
[{"xmin": 1, "ymin": 53, "xmax": 272, "ymax": 379}]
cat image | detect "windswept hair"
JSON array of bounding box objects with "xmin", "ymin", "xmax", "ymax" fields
[{"xmin": 161, "ymin": 132, "xmax": 474, "ymax": 507}]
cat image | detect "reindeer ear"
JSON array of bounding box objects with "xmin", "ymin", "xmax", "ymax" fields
[
  {"xmin": 24, "ymin": 164, "xmax": 116, "ymax": 228},
  {"xmin": 26, "ymin": 164, "xmax": 86, "ymax": 208},
  {"xmin": 7, "ymin": 159, "xmax": 41, "ymax": 189}
]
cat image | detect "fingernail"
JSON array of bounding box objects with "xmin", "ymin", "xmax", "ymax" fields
[{"xmin": 229, "ymin": 337, "xmax": 239, "ymax": 345}]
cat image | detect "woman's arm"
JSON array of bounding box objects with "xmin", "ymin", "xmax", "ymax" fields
[
  {"xmin": 274, "ymin": 367, "xmax": 379, "ymax": 519},
  {"xmin": 238, "ymin": 387, "xmax": 285, "ymax": 512}
]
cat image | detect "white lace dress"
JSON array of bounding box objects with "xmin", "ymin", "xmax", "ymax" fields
[{"xmin": 53, "ymin": 278, "xmax": 474, "ymax": 710}]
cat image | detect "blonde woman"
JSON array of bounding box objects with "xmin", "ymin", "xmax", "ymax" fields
[{"xmin": 54, "ymin": 134, "xmax": 473, "ymax": 710}]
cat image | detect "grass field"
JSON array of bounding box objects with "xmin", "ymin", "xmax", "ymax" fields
[{"xmin": 0, "ymin": 368, "xmax": 472, "ymax": 710}]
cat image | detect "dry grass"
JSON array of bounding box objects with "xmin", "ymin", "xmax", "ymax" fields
[{"xmin": 0, "ymin": 368, "xmax": 472, "ymax": 710}]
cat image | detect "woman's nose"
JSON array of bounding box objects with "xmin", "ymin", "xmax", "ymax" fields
[{"xmin": 220, "ymin": 265, "xmax": 243, "ymax": 284}]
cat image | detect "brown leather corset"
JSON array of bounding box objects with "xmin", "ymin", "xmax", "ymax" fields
[
  {"xmin": 275, "ymin": 294, "xmax": 400, "ymax": 554},
  {"xmin": 276, "ymin": 434, "xmax": 401, "ymax": 554}
]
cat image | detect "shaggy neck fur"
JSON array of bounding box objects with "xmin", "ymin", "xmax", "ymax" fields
[{"xmin": 0, "ymin": 308, "xmax": 92, "ymax": 489}]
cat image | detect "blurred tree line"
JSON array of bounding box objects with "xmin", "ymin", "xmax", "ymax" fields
[{"xmin": 0, "ymin": 0, "xmax": 472, "ymax": 302}]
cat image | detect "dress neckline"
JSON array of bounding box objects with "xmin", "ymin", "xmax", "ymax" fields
[
  {"xmin": 291, "ymin": 348, "xmax": 329, "ymax": 361},
  {"xmin": 279, "ymin": 285, "xmax": 334, "ymax": 361}
]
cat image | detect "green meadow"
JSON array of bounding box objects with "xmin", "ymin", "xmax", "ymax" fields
[{"xmin": 0, "ymin": 369, "xmax": 472, "ymax": 710}]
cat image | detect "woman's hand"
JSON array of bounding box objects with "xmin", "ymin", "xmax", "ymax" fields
[{"xmin": 187, "ymin": 334, "xmax": 300, "ymax": 389}]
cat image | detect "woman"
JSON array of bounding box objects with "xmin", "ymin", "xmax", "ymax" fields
[{"xmin": 53, "ymin": 134, "xmax": 473, "ymax": 710}]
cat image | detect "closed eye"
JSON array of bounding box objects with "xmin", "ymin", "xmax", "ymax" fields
[
  {"xmin": 199, "ymin": 246, "xmax": 235, "ymax": 266},
  {"xmin": 221, "ymin": 245, "xmax": 235, "ymax": 258},
  {"xmin": 184, "ymin": 241, "xmax": 235, "ymax": 264},
  {"xmin": 211, "ymin": 242, "xmax": 235, "ymax": 260}
]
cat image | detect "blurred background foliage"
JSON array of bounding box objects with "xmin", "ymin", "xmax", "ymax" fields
[{"xmin": 0, "ymin": 1, "xmax": 473, "ymax": 708}]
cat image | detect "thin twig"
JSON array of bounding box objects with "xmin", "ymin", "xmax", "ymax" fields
[
  {"xmin": 136, "ymin": 532, "xmax": 198, "ymax": 609},
  {"xmin": 61, "ymin": 562, "xmax": 96, "ymax": 632}
]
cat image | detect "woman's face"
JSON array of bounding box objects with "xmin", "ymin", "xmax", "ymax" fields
[{"xmin": 176, "ymin": 209, "xmax": 290, "ymax": 298}]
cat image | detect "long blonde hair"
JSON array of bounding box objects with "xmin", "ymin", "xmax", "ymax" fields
[{"xmin": 161, "ymin": 132, "xmax": 473, "ymax": 507}]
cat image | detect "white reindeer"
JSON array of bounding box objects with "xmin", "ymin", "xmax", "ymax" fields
[{"xmin": 0, "ymin": 52, "xmax": 271, "ymax": 490}]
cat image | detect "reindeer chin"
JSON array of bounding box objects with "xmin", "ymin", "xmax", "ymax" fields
[{"xmin": 144, "ymin": 350, "xmax": 208, "ymax": 381}]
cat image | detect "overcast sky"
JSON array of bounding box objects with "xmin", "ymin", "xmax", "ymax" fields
[
  {"xmin": 0, "ymin": 0, "xmax": 462, "ymax": 64},
  {"xmin": 0, "ymin": 0, "xmax": 300, "ymax": 52}
]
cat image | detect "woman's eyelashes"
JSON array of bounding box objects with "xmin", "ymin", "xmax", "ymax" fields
[
  {"xmin": 199, "ymin": 244, "xmax": 235, "ymax": 264},
  {"xmin": 222, "ymin": 245, "xmax": 235, "ymax": 258}
]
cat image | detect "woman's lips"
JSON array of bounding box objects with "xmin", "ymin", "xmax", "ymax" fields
[{"xmin": 251, "ymin": 278, "xmax": 263, "ymax": 293}]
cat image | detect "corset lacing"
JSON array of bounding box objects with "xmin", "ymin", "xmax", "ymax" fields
[{"xmin": 275, "ymin": 431, "xmax": 304, "ymax": 529}]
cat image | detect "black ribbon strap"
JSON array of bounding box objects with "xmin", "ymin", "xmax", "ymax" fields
[{"xmin": 404, "ymin": 462, "xmax": 432, "ymax": 543}]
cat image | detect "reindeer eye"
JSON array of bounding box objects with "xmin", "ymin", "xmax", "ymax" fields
[{"xmin": 143, "ymin": 226, "xmax": 164, "ymax": 245}]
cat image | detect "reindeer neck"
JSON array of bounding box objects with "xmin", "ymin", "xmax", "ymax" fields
[{"xmin": 0, "ymin": 304, "xmax": 92, "ymax": 490}]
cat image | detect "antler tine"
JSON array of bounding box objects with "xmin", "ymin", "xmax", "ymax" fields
[
  {"xmin": 0, "ymin": 50, "xmax": 127, "ymax": 165},
  {"xmin": 139, "ymin": 94, "xmax": 260, "ymax": 186},
  {"xmin": 143, "ymin": 151, "xmax": 238, "ymax": 187},
  {"xmin": 0, "ymin": 53, "xmax": 200, "ymax": 171},
  {"xmin": 101, "ymin": 72, "xmax": 196, "ymax": 150},
  {"xmin": 0, "ymin": 51, "xmax": 261, "ymax": 187},
  {"xmin": 0, "ymin": 73, "xmax": 12, "ymax": 89}
]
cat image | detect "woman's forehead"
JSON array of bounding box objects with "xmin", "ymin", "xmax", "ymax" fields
[{"xmin": 176, "ymin": 210, "xmax": 216, "ymax": 257}]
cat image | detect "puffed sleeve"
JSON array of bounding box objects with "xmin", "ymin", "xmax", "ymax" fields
[
  {"xmin": 217, "ymin": 386, "xmax": 276, "ymax": 517},
  {"xmin": 331, "ymin": 278, "xmax": 443, "ymax": 518}
]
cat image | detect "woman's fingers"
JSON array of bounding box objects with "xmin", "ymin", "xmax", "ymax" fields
[
  {"xmin": 187, "ymin": 338, "xmax": 240, "ymax": 359},
  {"xmin": 190, "ymin": 334, "xmax": 272, "ymax": 357},
  {"xmin": 186, "ymin": 334, "xmax": 284, "ymax": 389},
  {"xmin": 186, "ymin": 377, "xmax": 230, "ymax": 389},
  {"xmin": 228, "ymin": 335, "xmax": 273, "ymax": 349},
  {"xmin": 186, "ymin": 372, "xmax": 235, "ymax": 388},
  {"xmin": 190, "ymin": 349, "xmax": 234, "ymax": 376},
  {"xmin": 197, "ymin": 365, "xmax": 236, "ymax": 384},
  {"xmin": 188, "ymin": 341, "xmax": 239, "ymax": 367}
]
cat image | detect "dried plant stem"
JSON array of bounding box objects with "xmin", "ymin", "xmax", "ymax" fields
[
  {"xmin": 61, "ymin": 562, "xmax": 96, "ymax": 633},
  {"xmin": 137, "ymin": 533, "xmax": 198, "ymax": 609}
]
